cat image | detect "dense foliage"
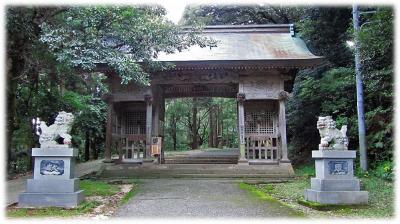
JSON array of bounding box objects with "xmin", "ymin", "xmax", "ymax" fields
[
  {"xmin": 164, "ymin": 98, "xmax": 237, "ymax": 151},
  {"xmin": 181, "ymin": 5, "xmax": 394, "ymax": 170},
  {"xmin": 6, "ymin": 6, "xmax": 214, "ymax": 175}
]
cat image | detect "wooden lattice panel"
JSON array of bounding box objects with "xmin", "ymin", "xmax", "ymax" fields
[
  {"xmin": 245, "ymin": 136, "xmax": 279, "ymax": 161},
  {"xmin": 244, "ymin": 111, "xmax": 276, "ymax": 134},
  {"xmin": 125, "ymin": 111, "xmax": 146, "ymax": 135}
]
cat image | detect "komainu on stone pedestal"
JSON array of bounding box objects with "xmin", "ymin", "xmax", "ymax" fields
[
  {"xmin": 33, "ymin": 111, "xmax": 74, "ymax": 148},
  {"xmin": 317, "ymin": 116, "xmax": 348, "ymax": 150},
  {"xmin": 19, "ymin": 111, "xmax": 84, "ymax": 208},
  {"xmin": 304, "ymin": 116, "xmax": 368, "ymax": 205}
]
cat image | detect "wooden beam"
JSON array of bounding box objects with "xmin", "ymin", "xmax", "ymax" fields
[{"xmin": 152, "ymin": 70, "xmax": 239, "ymax": 85}]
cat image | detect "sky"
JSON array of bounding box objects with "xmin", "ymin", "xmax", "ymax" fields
[{"xmin": 160, "ymin": 2, "xmax": 187, "ymax": 24}]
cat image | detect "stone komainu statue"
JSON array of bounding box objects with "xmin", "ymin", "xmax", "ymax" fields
[
  {"xmin": 34, "ymin": 111, "xmax": 75, "ymax": 148},
  {"xmin": 317, "ymin": 116, "xmax": 348, "ymax": 150}
]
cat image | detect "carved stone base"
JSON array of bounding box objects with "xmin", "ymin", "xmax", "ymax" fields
[
  {"xmin": 18, "ymin": 147, "xmax": 85, "ymax": 208},
  {"xmin": 304, "ymin": 150, "xmax": 368, "ymax": 205}
]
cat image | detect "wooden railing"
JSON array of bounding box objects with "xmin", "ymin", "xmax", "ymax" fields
[{"xmin": 244, "ymin": 135, "xmax": 279, "ymax": 161}]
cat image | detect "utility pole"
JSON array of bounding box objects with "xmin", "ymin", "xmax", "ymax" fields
[{"xmin": 352, "ymin": 5, "xmax": 368, "ymax": 171}]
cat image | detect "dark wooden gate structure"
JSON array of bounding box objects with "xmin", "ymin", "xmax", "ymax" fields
[{"xmin": 102, "ymin": 24, "xmax": 323, "ymax": 165}]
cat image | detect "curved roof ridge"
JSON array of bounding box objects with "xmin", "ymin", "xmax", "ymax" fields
[{"xmin": 181, "ymin": 24, "xmax": 294, "ymax": 34}]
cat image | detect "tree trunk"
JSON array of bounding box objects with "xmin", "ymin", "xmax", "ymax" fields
[
  {"xmin": 172, "ymin": 115, "xmax": 177, "ymax": 151},
  {"xmin": 208, "ymin": 106, "xmax": 214, "ymax": 147},
  {"xmin": 191, "ymin": 98, "xmax": 199, "ymax": 150},
  {"xmin": 84, "ymin": 131, "xmax": 90, "ymax": 161},
  {"xmin": 219, "ymin": 110, "xmax": 224, "ymax": 148},
  {"xmin": 91, "ymin": 137, "xmax": 98, "ymax": 160},
  {"xmin": 208, "ymin": 105, "xmax": 219, "ymax": 148}
]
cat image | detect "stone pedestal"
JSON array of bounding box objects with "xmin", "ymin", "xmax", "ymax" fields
[
  {"xmin": 18, "ymin": 147, "xmax": 84, "ymax": 208},
  {"xmin": 304, "ymin": 150, "xmax": 368, "ymax": 204}
]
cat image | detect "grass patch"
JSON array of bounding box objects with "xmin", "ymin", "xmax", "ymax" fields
[
  {"xmin": 7, "ymin": 200, "xmax": 100, "ymax": 218},
  {"xmin": 80, "ymin": 179, "xmax": 120, "ymax": 196},
  {"xmin": 120, "ymin": 183, "xmax": 139, "ymax": 205},
  {"xmin": 239, "ymin": 182, "xmax": 279, "ymax": 202},
  {"xmin": 239, "ymin": 182, "xmax": 306, "ymax": 217},
  {"xmin": 254, "ymin": 165, "xmax": 394, "ymax": 218}
]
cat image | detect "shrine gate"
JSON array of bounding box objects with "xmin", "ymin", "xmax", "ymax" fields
[{"xmin": 102, "ymin": 24, "xmax": 323, "ymax": 168}]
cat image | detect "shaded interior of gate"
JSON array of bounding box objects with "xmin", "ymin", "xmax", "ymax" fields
[{"xmin": 109, "ymin": 81, "xmax": 287, "ymax": 164}]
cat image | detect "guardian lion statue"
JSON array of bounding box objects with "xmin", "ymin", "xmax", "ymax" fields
[
  {"xmin": 33, "ymin": 111, "xmax": 75, "ymax": 148},
  {"xmin": 317, "ymin": 116, "xmax": 348, "ymax": 150}
]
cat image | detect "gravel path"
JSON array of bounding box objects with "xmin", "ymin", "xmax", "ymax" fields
[{"xmin": 114, "ymin": 179, "xmax": 300, "ymax": 218}]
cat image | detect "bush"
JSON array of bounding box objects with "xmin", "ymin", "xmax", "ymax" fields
[
  {"xmin": 372, "ymin": 160, "xmax": 394, "ymax": 181},
  {"xmin": 294, "ymin": 164, "xmax": 315, "ymax": 177}
]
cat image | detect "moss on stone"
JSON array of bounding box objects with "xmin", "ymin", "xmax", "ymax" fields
[
  {"xmin": 297, "ymin": 199, "xmax": 368, "ymax": 211},
  {"xmin": 239, "ymin": 182, "xmax": 306, "ymax": 217}
]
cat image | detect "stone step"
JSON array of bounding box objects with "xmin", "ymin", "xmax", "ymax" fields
[
  {"xmin": 164, "ymin": 159, "xmax": 238, "ymax": 164},
  {"xmin": 165, "ymin": 156, "xmax": 238, "ymax": 159},
  {"xmin": 166, "ymin": 155, "xmax": 239, "ymax": 158},
  {"xmin": 164, "ymin": 154, "xmax": 239, "ymax": 164},
  {"xmin": 99, "ymin": 163, "xmax": 294, "ymax": 179},
  {"xmin": 164, "ymin": 161, "xmax": 237, "ymax": 164},
  {"xmin": 100, "ymin": 171, "xmax": 292, "ymax": 179},
  {"xmin": 106, "ymin": 163, "xmax": 288, "ymax": 171}
]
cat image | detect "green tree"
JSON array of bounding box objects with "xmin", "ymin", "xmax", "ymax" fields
[
  {"xmin": 181, "ymin": 4, "xmax": 303, "ymax": 25},
  {"xmin": 358, "ymin": 7, "xmax": 394, "ymax": 163},
  {"xmin": 6, "ymin": 6, "xmax": 216, "ymax": 175},
  {"xmin": 40, "ymin": 6, "xmax": 216, "ymax": 85}
]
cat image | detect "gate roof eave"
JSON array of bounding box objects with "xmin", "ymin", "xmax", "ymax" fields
[
  {"xmin": 155, "ymin": 24, "xmax": 325, "ymax": 70},
  {"xmin": 158, "ymin": 58, "xmax": 325, "ymax": 71}
]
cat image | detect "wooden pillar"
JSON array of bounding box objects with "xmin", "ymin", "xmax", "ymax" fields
[
  {"xmin": 278, "ymin": 91, "xmax": 290, "ymax": 162},
  {"xmin": 160, "ymin": 94, "xmax": 166, "ymax": 163},
  {"xmin": 153, "ymin": 98, "xmax": 159, "ymax": 137},
  {"xmin": 145, "ymin": 94, "xmax": 153, "ymax": 158},
  {"xmin": 104, "ymin": 100, "xmax": 113, "ymax": 163},
  {"xmin": 237, "ymin": 93, "xmax": 248, "ymax": 164}
]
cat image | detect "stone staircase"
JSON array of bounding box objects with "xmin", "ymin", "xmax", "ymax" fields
[
  {"xmin": 164, "ymin": 155, "xmax": 239, "ymax": 164},
  {"xmin": 98, "ymin": 149, "xmax": 294, "ymax": 179},
  {"xmin": 164, "ymin": 148, "xmax": 239, "ymax": 164},
  {"xmin": 98, "ymin": 163, "xmax": 294, "ymax": 179}
]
